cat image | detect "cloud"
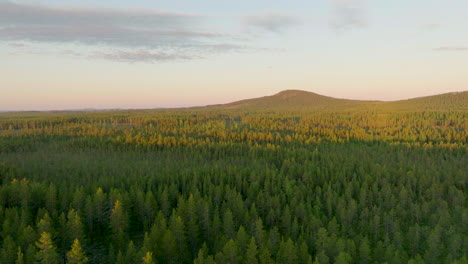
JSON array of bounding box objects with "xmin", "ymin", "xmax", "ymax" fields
[
  {"xmin": 433, "ymin": 46, "xmax": 468, "ymax": 51},
  {"xmin": 0, "ymin": 1, "xmax": 256, "ymax": 62},
  {"xmin": 7, "ymin": 42, "xmax": 29, "ymax": 48},
  {"xmin": 329, "ymin": 0, "xmax": 367, "ymax": 30},
  {"xmin": 61, "ymin": 49, "xmax": 84, "ymax": 57},
  {"xmin": 0, "ymin": 1, "xmax": 200, "ymax": 28},
  {"xmin": 243, "ymin": 12, "xmax": 300, "ymax": 33},
  {"xmin": 0, "ymin": 26, "xmax": 220, "ymax": 48},
  {"xmin": 0, "ymin": 2, "xmax": 217, "ymax": 48},
  {"xmin": 91, "ymin": 50, "xmax": 200, "ymax": 63}
]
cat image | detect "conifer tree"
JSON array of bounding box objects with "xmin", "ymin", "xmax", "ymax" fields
[
  {"xmin": 236, "ymin": 226, "xmax": 249, "ymax": 253},
  {"xmin": 407, "ymin": 255, "xmax": 424, "ymax": 264},
  {"xmin": 66, "ymin": 239, "xmax": 88, "ymax": 264},
  {"xmin": 24, "ymin": 245, "xmax": 37, "ymax": 264},
  {"xmin": 245, "ymin": 237, "xmax": 258, "ymax": 264},
  {"xmin": 314, "ymin": 251, "xmax": 329, "ymax": 264},
  {"xmin": 223, "ymin": 239, "xmax": 240, "ymax": 264},
  {"xmin": 36, "ymin": 232, "xmax": 60, "ymax": 264},
  {"xmin": 334, "ymin": 252, "xmax": 351, "ymax": 264},
  {"xmin": 142, "ymin": 251, "xmax": 155, "ymax": 264},
  {"xmin": 15, "ymin": 247, "xmax": 24, "ymax": 264},
  {"xmin": 223, "ymin": 209, "xmax": 235, "ymax": 239},
  {"xmin": 115, "ymin": 250, "xmax": 125, "ymax": 264},
  {"xmin": 125, "ymin": 241, "xmax": 137, "ymax": 264},
  {"xmin": 259, "ymin": 248, "xmax": 274, "ymax": 264},
  {"xmin": 37, "ymin": 213, "xmax": 54, "ymax": 237},
  {"xmin": 162, "ymin": 229, "xmax": 176, "ymax": 263},
  {"xmin": 168, "ymin": 212, "xmax": 189, "ymax": 263},
  {"xmin": 110, "ymin": 200, "xmax": 128, "ymax": 247},
  {"xmin": 254, "ymin": 218, "xmax": 265, "ymax": 246},
  {"xmin": 424, "ymin": 226, "xmax": 442, "ymax": 264},
  {"xmin": 1, "ymin": 236, "xmax": 17, "ymax": 263},
  {"xmin": 297, "ymin": 241, "xmax": 312, "ymax": 264},
  {"xmin": 277, "ymin": 238, "xmax": 297, "ymax": 264},
  {"xmin": 358, "ymin": 237, "xmax": 370, "ymax": 264},
  {"xmin": 186, "ymin": 194, "xmax": 200, "ymax": 256},
  {"xmin": 66, "ymin": 209, "xmax": 85, "ymax": 245},
  {"xmin": 194, "ymin": 248, "xmax": 207, "ymax": 264},
  {"xmin": 18, "ymin": 225, "xmax": 36, "ymax": 249}
]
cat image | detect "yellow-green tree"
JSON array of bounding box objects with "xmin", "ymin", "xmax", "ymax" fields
[
  {"xmin": 66, "ymin": 239, "xmax": 88, "ymax": 264},
  {"xmin": 110, "ymin": 200, "xmax": 128, "ymax": 247},
  {"xmin": 142, "ymin": 251, "xmax": 155, "ymax": 264},
  {"xmin": 35, "ymin": 232, "xmax": 60, "ymax": 264}
]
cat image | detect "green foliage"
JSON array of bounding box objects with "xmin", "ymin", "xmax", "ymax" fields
[
  {"xmin": 35, "ymin": 232, "xmax": 60, "ymax": 264},
  {"xmin": 0, "ymin": 104, "xmax": 466, "ymax": 263},
  {"xmin": 1, "ymin": 236, "xmax": 17, "ymax": 263},
  {"xmin": 142, "ymin": 251, "xmax": 155, "ymax": 264},
  {"xmin": 65, "ymin": 209, "xmax": 85, "ymax": 248},
  {"xmin": 277, "ymin": 238, "xmax": 297, "ymax": 264},
  {"xmin": 109, "ymin": 200, "xmax": 128, "ymax": 248},
  {"xmin": 245, "ymin": 237, "xmax": 258, "ymax": 264},
  {"xmin": 16, "ymin": 247, "xmax": 25, "ymax": 264},
  {"xmin": 334, "ymin": 252, "xmax": 351, "ymax": 264},
  {"xmin": 66, "ymin": 239, "xmax": 88, "ymax": 264}
]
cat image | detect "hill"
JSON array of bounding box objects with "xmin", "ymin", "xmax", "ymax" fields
[
  {"xmin": 209, "ymin": 90, "xmax": 375, "ymax": 111},
  {"xmin": 208, "ymin": 90, "xmax": 468, "ymax": 111},
  {"xmin": 382, "ymin": 91, "xmax": 468, "ymax": 111}
]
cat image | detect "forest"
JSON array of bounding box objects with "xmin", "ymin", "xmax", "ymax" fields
[{"xmin": 0, "ymin": 93, "xmax": 466, "ymax": 264}]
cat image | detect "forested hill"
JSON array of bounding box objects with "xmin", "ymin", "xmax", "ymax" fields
[
  {"xmin": 208, "ymin": 90, "xmax": 468, "ymax": 111},
  {"xmin": 209, "ymin": 90, "xmax": 373, "ymax": 111},
  {"xmin": 382, "ymin": 91, "xmax": 468, "ymax": 111}
]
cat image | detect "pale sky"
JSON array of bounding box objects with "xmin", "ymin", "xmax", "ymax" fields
[{"xmin": 1, "ymin": 0, "xmax": 467, "ymax": 110}]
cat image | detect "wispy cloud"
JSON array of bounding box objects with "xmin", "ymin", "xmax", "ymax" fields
[
  {"xmin": 329, "ymin": 0, "xmax": 367, "ymax": 30},
  {"xmin": 91, "ymin": 50, "xmax": 200, "ymax": 63},
  {"xmin": 0, "ymin": 1, "xmax": 259, "ymax": 62},
  {"xmin": 0, "ymin": 1, "xmax": 201, "ymax": 28},
  {"xmin": 433, "ymin": 46, "xmax": 468, "ymax": 51},
  {"xmin": 7, "ymin": 42, "xmax": 29, "ymax": 48},
  {"xmin": 0, "ymin": 2, "xmax": 216, "ymax": 48},
  {"xmin": 243, "ymin": 12, "xmax": 300, "ymax": 33},
  {"xmin": 0, "ymin": 26, "xmax": 220, "ymax": 47}
]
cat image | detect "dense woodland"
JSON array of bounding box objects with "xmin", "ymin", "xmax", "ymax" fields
[{"xmin": 0, "ymin": 104, "xmax": 466, "ymax": 263}]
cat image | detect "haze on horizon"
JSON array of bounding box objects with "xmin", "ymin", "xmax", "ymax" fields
[{"xmin": 1, "ymin": 0, "xmax": 468, "ymax": 111}]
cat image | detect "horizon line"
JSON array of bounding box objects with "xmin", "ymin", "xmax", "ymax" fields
[{"xmin": 1, "ymin": 89, "xmax": 466, "ymax": 113}]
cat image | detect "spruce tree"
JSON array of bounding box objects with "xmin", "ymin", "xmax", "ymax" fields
[
  {"xmin": 277, "ymin": 238, "xmax": 297, "ymax": 264},
  {"xmin": 142, "ymin": 251, "xmax": 155, "ymax": 264},
  {"xmin": 223, "ymin": 239, "xmax": 240, "ymax": 264},
  {"xmin": 245, "ymin": 237, "xmax": 258, "ymax": 264},
  {"xmin": 259, "ymin": 248, "xmax": 274, "ymax": 264},
  {"xmin": 36, "ymin": 232, "xmax": 60, "ymax": 264},
  {"xmin": 358, "ymin": 237, "xmax": 370, "ymax": 264},
  {"xmin": 15, "ymin": 247, "xmax": 24, "ymax": 264},
  {"xmin": 314, "ymin": 251, "xmax": 329, "ymax": 264},
  {"xmin": 110, "ymin": 200, "xmax": 128, "ymax": 248},
  {"xmin": 334, "ymin": 252, "xmax": 351, "ymax": 264},
  {"xmin": 1, "ymin": 236, "xmax": 17, "ymax": 263},
  {"xmin": 66, "ymin": 239, "xmax": 88, "ymax": 264},
  {"xmin": 66, "ymin": 209, "xmax": 85, "ymax": 247}
]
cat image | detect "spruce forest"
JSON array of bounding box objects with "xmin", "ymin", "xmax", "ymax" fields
[{"xmin": 0, "ymin": 90, "xmax": 466, "ymax": 264}]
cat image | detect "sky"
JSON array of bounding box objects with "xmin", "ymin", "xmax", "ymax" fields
[{"xmin": 1, "ymin": 0, "xmax": 468, "ymax": 111}]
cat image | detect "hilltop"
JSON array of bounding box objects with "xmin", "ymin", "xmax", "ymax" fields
[
  {"xmin": 209, "ymin": 90, "xmax": 374, "ymax": 111},
  {"xmin": 208, "ymin": 90, "xmax": 468, "ymax": 111}
]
